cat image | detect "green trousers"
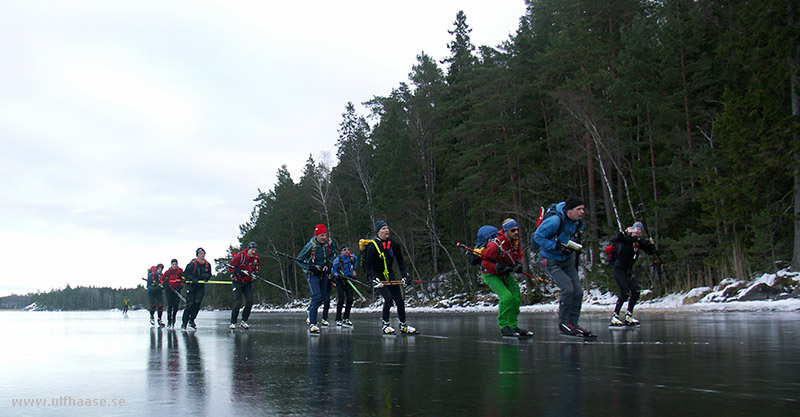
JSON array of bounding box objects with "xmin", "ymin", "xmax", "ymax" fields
[{"xmin": 482, "ymin": 273, "xmax": 521, "ymax": 329}]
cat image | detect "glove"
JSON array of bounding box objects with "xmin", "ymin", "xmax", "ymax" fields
[
  {"xmin": 401, "ymin": 273, "xmax": 409, "ymax": 286},
  {"xmin": 648, "ymin": 237, "xmax": 655, "ymax": 245},
  {"xmin": 371, "ymin": 277, "xmax": 384, "ymax": 288},
  {"xmin": 495, "ymin": 263, "xmax": 510, "ymax": 274},
  {"xmin": 234, "ymin": 267, "xmax": 243, "ymax": 277},
  {"xmin": 309, "ymin": 264, "xmax": 322, "ymax": 274},
  {"xmin": 556, "ymin": 241, "xmax": 575, "ymax": 253},
  {"xmin": 513, "ymin": 262, "xmax": 523, "ymax": 273},
  {"xmin": 321, "ymin": 262, "xmax": 331, "ymax": 274}
]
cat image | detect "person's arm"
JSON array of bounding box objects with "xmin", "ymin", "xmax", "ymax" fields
[
  {"xmin": 364, "ymin": 243, "xmax": 379, "ymax": 279},
  {"xmin": 481, "ymin": 242, "xmax": 502, "ymax": 274},
  {"xmin": 295, "ymin": 240, "xmax": 312, "ymax": 270},
  {"xmin": 394, "ymin": 240, "xmax": 407, "ymax": 277},
  {"xmin": 534, "ymin": 216, "xmax": 561, "ymax": 251}
]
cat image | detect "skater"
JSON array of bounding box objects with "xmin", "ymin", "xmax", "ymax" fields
[
  {"xmin": 481, "ymin": 219, "xmax": 533, "ymax": 338},
  {"xmin": 146, "ymin": 263, "xmax": 165, "ymax": 326},
  {"xmin": 182, "ymin": 247, "xmax": 212, "ymax": 330},
  {"xmin": 161, "ymin": 259, "xmax": 184, "ymax": 328},
  {"xmin": 122, "ymin": 298, "xmax": 129, "ymax": 316},
  {"xmin": 364, "ymin": 220, "xmax": 417, "ymax": 335},
  {"xmin": 608, "ymin": 222, "xmax": 655, "ymax": 327},
  {"xmin": 331, "ymin": 245, "xmax": 357, "ymax": 327},
  {"xmin": 296, "ymin": 224, "xmax": 336, "ymax": 334},
  {"xmin": 228, "ymin": 242, "xmax": 260, "ymax": 330},
  {"xmin": 534, "ymin": 196, "xmax": 594, "ymax": 337}
]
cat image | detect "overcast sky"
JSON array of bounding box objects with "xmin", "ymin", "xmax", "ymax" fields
[{"xmin": 0, "ymin": 1, "xmax": 527, "ymax": 297}]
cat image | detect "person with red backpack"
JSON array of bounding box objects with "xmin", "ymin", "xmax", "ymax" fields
[
  {"xmin": 228, "ymin": 242, "xmax": 260, "ymax": 330},
  {"xmin": 146, "ymin": 263, "xmax": 165, "ymax": 326},
  {"xmin": 481, "ymin": 218, "xmax": 533, "ymax": 338},
  {"xmin": 182, "ymin": 247, "xmax": 212, "ymax": 330},
  {"xmin": 296, "ymin": 224, "xmax": 336, "ymax": 334},
  {"xmin": 533, "ymin": 196, "xmax": 594, "ymax": 337},
  {"xmin": 161, "ymin": 259, "xmax": 184, "ymax": 328},
  {"xmin": 608, "ymin": 222, "xmax": 655, "ymax": 327}
]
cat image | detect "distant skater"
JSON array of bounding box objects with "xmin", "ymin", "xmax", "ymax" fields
[
  {"xmin": 161, "ymin": 259, "xmax": 184, "ymax": 328},
  {"xmin": 331, "ymin": 245, "xmax": 357, "ymax": 327},
  {"xmin": 296, "ymin": 224, "xmax": 336, "ymax": 334},
  {"xmin": 228, "ymin": 242, "xmax": 260, "ymax": 330},
  {"xmin": 146, "ymin": 264, "xmax": 165, "ymax": 327},
  {"xmin": 182, "ymin": 248, "xmax": 212, "ymax": 330},
  {"xmin": 608, "ymin": 222, "xmax": 655, "ymax": 327},
  {"xmin": 122, "ymin": 298, "xmax": 129, "ymax": 316},
  {"xmin": 364, "ymin": 220, "xmax": 417, "ymax": 335}
]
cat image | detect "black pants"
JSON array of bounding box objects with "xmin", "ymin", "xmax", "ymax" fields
[
  {"xmin": 335, "ymin": 277, "xmax": 355, "ymax": 321},
  {"xmin": 321, "ymin": 279, "xmax": 334, "ymax": 321},
  {"xmin": 182, "ymin": 284, "xmax": 205, "ymax": 325},
  {"xmin": 378, "ymin": 285, "xmax": 405, "ymax": 323},
  {"xmin": 613, "ymin": 266, "xmax": 640, "ymax": 314},
  {"xmin": 165, "ymin": 287, "xmax": 182, "ymax": 324},
  {"xmin": 148, "ymin": 290, "xmax": 163, "ymax": 319},
  {"xmin": 231, "ymin": 281, "xmax": 254, "ymax": 324}
]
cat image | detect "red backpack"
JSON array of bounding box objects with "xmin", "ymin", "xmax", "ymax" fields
[{"xmin": 604, "ymin": 243, "xmax": 619, "ymax": 265}]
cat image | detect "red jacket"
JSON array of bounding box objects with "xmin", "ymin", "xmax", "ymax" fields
[
  {"xmin": 161, "ymin": 267, "xmax": 184, "ymax": 289},
  {"xmin": 229, "ymin": 250, "xmax": 260, "ymax": 283},
  {"xmin": 481, "ymin": 230, "xmax": 522, "ymax": 276}
]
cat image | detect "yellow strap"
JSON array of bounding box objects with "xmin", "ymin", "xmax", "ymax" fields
[{"xmin": 371, "ymin": 240, "xmax": 390, "ymax": 281}]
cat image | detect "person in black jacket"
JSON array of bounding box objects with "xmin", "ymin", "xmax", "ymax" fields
[
  {"xmin": 181, "ymin": 248, "xmax": 212, "ymax": 330},
  {"xmin": 364, "ymin": 220, "xmax": 417, "ymax": 335},
  {"xmin": 609, "ymin": 222, "xmax": 655, "ymax": 327}
]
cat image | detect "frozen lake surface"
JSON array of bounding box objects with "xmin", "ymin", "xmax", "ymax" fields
[{"xmin": 2, "ymin": 309, "xmax": 799, "ymax": 416}]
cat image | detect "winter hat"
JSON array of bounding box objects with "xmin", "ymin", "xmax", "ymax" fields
[
  {"xmin": 340, "ymin": 245, "xmax": 350, "ymax": 251},
  {"xmin": 632, "ymin": 221, "xmax": 644, "ymax": 231},
  {"xmin": 171, "ymin": 259, "xmax": 178, "ymax": 265},
  {"xmin": 157, "ymin": 263, "xmax": 164, "ymax": 269},
  {"xmin": 501, "ymin": 218, "xmax": 519, "ymax": 231},
  {"xmin": 196, "ymin": 247, "xmax": 205, "ymax": 255},
  {"xmin": 247, "ymin": 241, "xmax": 258, "ymax": 250},
  {"xmin": 375, "ymin": 220, "xmax": 388, "ymax": 233},
  {"xmin": 564, "ymin": 195, "xmax": 584, "ymax": 211},
  {"xmin": 314, "ymin": 224, "xmax": 327, "ymax": 235}
]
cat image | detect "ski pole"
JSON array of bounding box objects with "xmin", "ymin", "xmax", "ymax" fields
[
  {"xmin": 636, "ymin": 208, "xmax": 671, "ymax": 281},
  {"xmin": 456, "ymin": 242, "xmax": 554, "ymax": 285},
  {"xmin": 184, "ymin": 280, "xmax": 233, "ymax": 285},
  {"xmin": 329, "ymin": 272, "xmax": 367, "ymax": 302},
  {"xmin": 217, "ymin": 260, "xmax": 293, "ymax": 295}
]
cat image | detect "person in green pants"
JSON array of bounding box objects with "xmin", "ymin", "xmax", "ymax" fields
[{"xmin": 481, "ymin": 218, "xmax": 533, "ymax": 338}]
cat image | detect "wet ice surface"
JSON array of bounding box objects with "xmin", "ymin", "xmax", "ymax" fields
[{"xmin": 2, "ymin": 310, "xmax": 799, "ymax": 416}]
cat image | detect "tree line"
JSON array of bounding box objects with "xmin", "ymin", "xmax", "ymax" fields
[{"xmin": 233, "ymin": 0, "xmax": 799, "ymax": 301}]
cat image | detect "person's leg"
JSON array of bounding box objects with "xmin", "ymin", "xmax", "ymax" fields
[
  {"xmin": 613, "ymin": 267, "xmax": 630, "ymax": 315},
  {"xmin": 190, "ymin": 285, "xmax": 205, "ymax": 321},
  {"xmin": 335, "ymin": 278, "xmax": 346, "ymax": 321},
  {"xmin": 562, "ymin": 260, "xmax": 582, "ymax": 325},
  {"xmin": 231, "ymin": 282, "xmax": 243, "ymax": 324},
  {"xmin": 306, "ymin": 273, "xmax": 323, "ymax": 325},
  {"xmin": 321, "ymin": 279, "xmax": 332, "ymax": 322},
  {"xmin": 628, "ymin": 273, "xmax": 640, "ymax": 313},
  {"xmin": 149, "ymin": 292, "xmax": 157, "ymax": 319},
  {"xmin": 543, "ymin": 259, "xmax": 575, "ymax": 326},
  {"xmin": 344, "ymin": 284, "xmax": 354, "ymax": 320},
  {"xmin": 378, "ymin": 286, "xmax": 393, "ymax": 322},
  {"xmin": 156, "ymin": 291, "xmax": 164, "ymax": 321},
  {"xmin": 241, "ymin": 282, "xmax": 254, "ymax": 322},
  {"xmin": 482, "ymin": 273, "xmax": 516, "ymax": 329},
  {"xmin": 392, "ymin": 286, "xmax": 406, "ymax": 323}
]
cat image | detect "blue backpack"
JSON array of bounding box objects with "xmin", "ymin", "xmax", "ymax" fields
[{"xmin": 471, "ymin": 225, "xmax": 499, "ymax": 265}]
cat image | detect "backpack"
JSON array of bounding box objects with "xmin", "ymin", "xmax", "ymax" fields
[
  {"xmin": 471, "ymin": 225, "xmax": 499, "ymax": 265},
  {"xmin": 604, "ymin": 242, "xmax": 619, "ymax": 265},
  {"xmin": 530, "ymin": 203, "xmax": 566, "ymax": 252},
  {"xmin": 358, "ymin": 239, "xmax": 372, "ymax": 273}
]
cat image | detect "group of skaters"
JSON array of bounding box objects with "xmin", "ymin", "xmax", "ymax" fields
[
  {"xmin": 144, "ymin": 247, "xmax": 213, "ymax": 329},
  {"xmin": 143, "ymin": 196, "xmax": 654, "ymax": 339},
  {"xmin": 481, "ymin": 196, "xmax": 655, "ymax": 339}
]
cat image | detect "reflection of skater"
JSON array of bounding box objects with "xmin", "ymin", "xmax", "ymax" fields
[
  {"xmin": 228, "ymin": 242, "xmax": 260, "ymax": 330},
  {"xmin": 481, "ymin": 219, "xmax": 533, "ymax": 338},
  {"xmin": 161, "ymin": 259, "xmax": 184, "ymax": 328},
  {"xmin": 122, "ymin": 298, "xmax": 129, "ymax": 316},
  {"xmin": 534, "ymin": 196, "xmax": 593, "ymax": 337},
  {"xmin": 609, "ymin": 222, "xmax": 654, "ymax": 327},
  {"xmin": 296, "ymin": 224, "xmax": 336, "ymax": 334},
  {"xmin": 146, "ymin": 264, "xmax": 165, "ymax": 326},
  {"xmin": 182, "ymin": 248, "xmax": 212, "ymax": 330},
  {"xmin": 331, "ymin": 246, "xmax": 357, "ymax": 327},
  {"xmin": 365, "ymin": 220, "xmax": 417, "ymax": 335}
]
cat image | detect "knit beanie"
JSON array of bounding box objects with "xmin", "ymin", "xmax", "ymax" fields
[
  {"xmin": 314, "ymin": 224, "xmax": 327, "ymax": 235},
  {"xmin": 375, "ymin": 220, "xmax": 388, "ymax": 233},
  {"xmin": 564, "ymin": 196, "xmax": 584, "ymax": 211}
]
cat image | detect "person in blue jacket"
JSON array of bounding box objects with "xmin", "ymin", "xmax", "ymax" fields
[
  {"xmin": 331, "ymin": 245, "xmax": 357, "ymax": 327},
  {"xmin": 533, "ymin": 196, "xmax": 593, "ymax": 337}
]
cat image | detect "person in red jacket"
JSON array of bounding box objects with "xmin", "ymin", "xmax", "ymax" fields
[
  {"xmin": 228, "ymin": 242, "xmax": 260, "ymax": 330},
  {"xmin": 161, "ymin": 259, "xmax": 184, "ymax": 328},
  {"xmin": 481, "ymin": 218, "xmax": 533, "ymax": 338}
]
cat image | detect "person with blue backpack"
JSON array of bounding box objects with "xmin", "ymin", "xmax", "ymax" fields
[
  {"xmin": 296, "ymin": 224, "xmax": 336, "ymax": 334},
  {"xmin": 331, "ymin": 245, "xmax": 357, "ymax": 327},
  {"xmin": 608, "ymin": 222, "xmax": 655, "ymax": 327},
  {"xmin": 480, "ymin": 219, "xmax": 534, "ymax": 338},
  {"xmin": 533, "ymin": 196, "xmax": 595, "ymax": 337}
]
